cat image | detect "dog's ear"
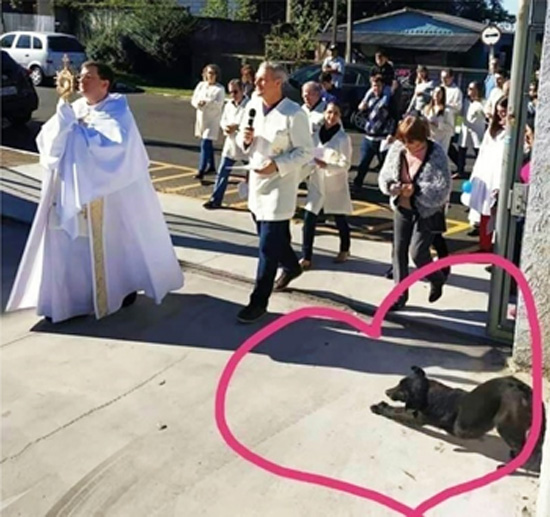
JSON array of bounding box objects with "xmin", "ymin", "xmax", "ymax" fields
[{"xmin": 411, "ymin": 366, "xmax": 426, "ymax": 378}]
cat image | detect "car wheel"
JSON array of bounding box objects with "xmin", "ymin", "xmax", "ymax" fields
[
  {"xmin": 9, "ymin": 112, "xmax": 32, "ymax": 127},
  {"xmin": 350, "ymin": 110, "xmax": 367, "ymax": 131},
  {"xmin": 29, "ymin": 66, "xmax": 44, "ymax": 86}
]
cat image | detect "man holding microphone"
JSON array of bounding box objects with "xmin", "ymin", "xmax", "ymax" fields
[{"xmin": 237, "ymin": 61, "xmax": 313, "ymax": 323}]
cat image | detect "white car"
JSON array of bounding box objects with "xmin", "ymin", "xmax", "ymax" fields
[{"xmin": 0, "ymin": 31, "xmax": 87, "ymax": 86}]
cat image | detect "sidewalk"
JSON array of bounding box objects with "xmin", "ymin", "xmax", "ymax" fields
[{"xmin": 0, "ymin": 147, "xmax": 495, "ymax": 342}]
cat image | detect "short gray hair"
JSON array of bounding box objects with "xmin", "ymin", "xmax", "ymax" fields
[
  {"xmin": 302, "ymin": 81, "xmax": 322, "ymax": 95},
  {"xmin": 258, "ymin": 61, "xmax": 288, "ymax": 82}
]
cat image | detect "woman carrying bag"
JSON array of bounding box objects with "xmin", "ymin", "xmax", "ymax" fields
[
  {"xmin": 379, "ymin": 115, "xmax": 452, "ymax": 311},
  {"xmin": 300, "ymin": 102, "xmax": 353, "ymax": 270}
]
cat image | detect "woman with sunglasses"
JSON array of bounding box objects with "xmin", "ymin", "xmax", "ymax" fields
[{"xmin": 191, "ymin": 64, "xmax": 225, "ymax": 180}]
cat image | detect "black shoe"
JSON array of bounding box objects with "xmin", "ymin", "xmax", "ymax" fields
[
  {"xmin": 122, "ymin": 291, "xmax": 137, "ymax": 308},
  {"xmin": 443, "ymin": 266, "xmax": 451, "ymax": 279},
  {"xmin": 467, "ymin": 227, "xmax": 480, "ymax": 237},
  {"xmin": 428, "ymin": 282, "xmax": 444, "ymax": 303},
  {"xmin": 237, "ymin": 304, "xmax": 267, "ymax": 324},
  {"xmin": 485, "ymin": 265, "xmax": 493, "ymax": 273},
  {"xmin": 389, "ymin": 295, "xmax": 408, "ymax": 312},
  {"xmin": 194, "ymin": 173, "xmax": 204, "ymax": 180},
  {"xmin": 274, "ymin": 268, "xmax": 302, "ymax": 291},
  {"xmin": 203, "ymin": 201, "xmax": 220, "ymax": 210},
  {"xmin": 384, "ymin": 266, "xmax": 394, "ymax": 280}
]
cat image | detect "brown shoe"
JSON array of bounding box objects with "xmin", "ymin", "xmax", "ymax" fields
[
  {"xmin": 299, "ymin": 258, "xmax": 312, "ymax": 271},
  {"xmin": 333, "ymin": 251, "xmax": 350, "ymax": 263},
  {"xmin": 274, "ymin": 269, "xmax": 302, "ymax": 291}
]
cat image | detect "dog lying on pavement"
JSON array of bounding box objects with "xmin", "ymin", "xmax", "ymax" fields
[{"xmin": 370, "ymin": 366, "xmax": 545, "ymax": 470}]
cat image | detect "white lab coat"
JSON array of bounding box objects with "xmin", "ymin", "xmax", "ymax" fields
[
  {"xmin": 220, "ymin": 97, "xmax": 249, "ymax": 160},
  {"xmin": 7, "ymin": 95, "xmax": 183, "ymax": 323},
  {"xmin": 305, "ymin": 125, "xmax": 353, "ymax": 215},
  {"xmin": 423, "ymin": 106, "xmax": 455, "ymax": 153},
  {"xmin": 459, "ymin": 99, "xmax": 486, "ymax": 150},
  {"xmin": 444, "ymin": 83, "xmax": 463, "ymax": 125},
  {"xmin": 466, "ymin": 129, "xmax": 506, "ymax": 218},
  {"xmin": 237, "ymin": 96, "xmax": 313, "ymax": 221},
  {"xmin": 191, "ymin": 81, "xmax": 225, "ymax": 141},
  {"xmin": 299, "ymin": 100, "xmax": 326, "ymax": 182}
]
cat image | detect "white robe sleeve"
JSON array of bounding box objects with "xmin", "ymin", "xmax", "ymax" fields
[
  {"xmin": 324, "ymin": 133, "xmax": 352, "ymax": 176},
  {"xmin": 272, "ymin": 109, "xmax": 314, "ymax": 178},
  {"xmin": 191, "ymin": 83, "xmax": 203, "ymax": 109}
]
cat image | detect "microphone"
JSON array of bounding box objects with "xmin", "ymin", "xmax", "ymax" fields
[{"xmin": 247, "ymin": 108, "xmax": 256, "ymax": 129}]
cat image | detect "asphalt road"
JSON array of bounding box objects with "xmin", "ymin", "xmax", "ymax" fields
[{"xmin": 1, "ymin": 86, "xmax": 477, "ymax": 253}]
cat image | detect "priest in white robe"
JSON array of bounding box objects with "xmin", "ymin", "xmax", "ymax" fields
[{"xmin": 7, "ymin": 61, "xmax": 184, "ymax": 323}]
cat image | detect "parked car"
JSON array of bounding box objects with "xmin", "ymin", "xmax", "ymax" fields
[
  {"xmin": 284, "ymin": 63, "xmax": 372, "ymax": 129},
  {"xmin": 1, "ymin": 31, "xmax": 87, "ymax": 86},
  {"xmin": 1, "ymin": 50, "xmax": 39, "ymax": 126}
]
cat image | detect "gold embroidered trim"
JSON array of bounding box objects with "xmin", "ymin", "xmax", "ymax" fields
[{"xmin": 89, "ymin": 199, "xmax": 108, "ymax": 319}]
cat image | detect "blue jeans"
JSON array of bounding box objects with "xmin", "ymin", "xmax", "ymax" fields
[
  {"xmin": 209, "ymin": 156, "xmax": 235, "ymax": 206},
  {"xmin": 354, "ymin": 138, "xmax": 386, "ymax": 188},
  {"xmin": 198, "ymin": 138, "xmax": 215, "ymax": 175},
  {"xmin": 250, "ymin": 220, "xmax": 300, "ymax": 309},
  {"xmin": 302, "ymin": 210, "xmax": 350, "ymax": 261}
]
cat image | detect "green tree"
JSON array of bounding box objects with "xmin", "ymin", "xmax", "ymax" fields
[
  {"xmin": 266, "ymin": 0, "xmax": 330, "ymax": 64},
  {"xmin": 232, "ymin": 0, "xmax": 256, "ymax": 21},
  {"xmin": 201, "ymin": 0, "xmax": 229, "ymax": 18}
]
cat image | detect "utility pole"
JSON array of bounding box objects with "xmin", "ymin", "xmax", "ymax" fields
[
  {"xmin": 331, "ymin": 0, "xmax": 338, "ymax": 46},
  {"xmin": 286, "ymin": 0, "xmax": 293, "ymax": 23},
  {"xmin": 345, "ymin": 0, "xmax": 352, "ymax": 63}
]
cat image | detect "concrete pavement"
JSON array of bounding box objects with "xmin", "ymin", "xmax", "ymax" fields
[
  {"xmin": 1, "ymin": 150, "xmax": 546, "ymax": 516},
  {"xmin": 0, "ymin": 218, "xmax": 542, "ymax": 517}
]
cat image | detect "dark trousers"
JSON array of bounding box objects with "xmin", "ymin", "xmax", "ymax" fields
[
  {"xmin": 209, "ymin": 156, "xmax": 235, "ymax": 206},
  {"xmin": 302, "ymin": 210, "xmax": 350, "ymax": 261},
  {"xmin": 456, "ymin": 147, "xmax": 479, "ymax": 176},
  {"xmin": 393, "ymin": 207, "xmax": 445, "ymax": 299},
  {"xmin": 250, "ymin": 220, "xmax": 300, "ymax": 309},
  {"xmin": 198, "ymin": 138, "xmax": 215, "ymax": 174},
  {"xmin": 354, "ymin": 138, "xmax": 387, "ymax": 188}
]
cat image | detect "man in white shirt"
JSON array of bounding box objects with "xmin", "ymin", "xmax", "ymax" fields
[
  {"xmin": 301, "ymin": 81, "xmax": 326, "ymax": 134},
  {"xmin": 7, "ymin": 61, "xmax": 183, "ymax": 323},
  {"xmin": 236, "ymin": 62, "xmax": 313, "ymax": 323},
  {"xmin": 204, "ymin": 79, "xmax": 249, "ymax": 209},
  {"xmin": 322, "ymin": 44, "xmax": 346, "ymax": 90},
  {"xmin": 440, "ymin": 68, "xmax": 463, "ymax": 128}
]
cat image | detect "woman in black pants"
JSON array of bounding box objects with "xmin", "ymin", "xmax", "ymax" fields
[
  {"xmin": 300, "ymin": 102, "xmax": 353, "ymax": 270},
  {"xmin": 379, "ymin": 115, "xmax": 452, "ymax": 310}
]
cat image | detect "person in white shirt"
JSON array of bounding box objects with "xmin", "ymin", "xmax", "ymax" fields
[
  {"xmin": 484, "ymin": 72, "xmax": 505, "ymax": 119},
  {"xmin": 7, "ymin": 61, "xmax": 183, "ymax": 323},
  {"xmin": 300, "ymin": 102, "xmax": 353, "ymax": 270},
  {"xmin": 301, "ymin": 81, "xmax": 326, "ymax": 134},
  {"xmin": 236, "ymin": 61, "xmax": 313, "ymax": 323},
  {"xmin": 407, "ymin": 65, "xmax": 434, "ymax": 114},
  {"xmin": 440, "ymin": 68, "xmax": 463, "ymax": 128},
  {"xmin": 422, "ymin": 86, "xmax": 455, "ymax": 152},
  {"xmin": 203, "ymin": 79, "xmax": 249, "ymax": 209},
  {"xmin": 322, "ymin": 44, "xmax": 346, "ymax": 90},
  {"xmin": 455, "ymin": 81, "xmax": 486, "ymax": 178},
  {"xmin": 191, "ymin": 64, "xmax": 225, "ymax": 180}
]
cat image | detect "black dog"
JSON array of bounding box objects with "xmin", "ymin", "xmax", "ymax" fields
[{"xmin": 371, "ymin": 366, "xmax": 545, "ymax": 469}]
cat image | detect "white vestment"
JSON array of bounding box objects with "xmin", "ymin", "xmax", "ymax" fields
[{"xmin": 7, "ymin": 94, "xmax": 184, "ymax": 323}]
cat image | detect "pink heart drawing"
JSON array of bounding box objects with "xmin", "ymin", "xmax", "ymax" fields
[{"xmin": 215, "ymin": 253, "xmax": 544, "ymax": 517}]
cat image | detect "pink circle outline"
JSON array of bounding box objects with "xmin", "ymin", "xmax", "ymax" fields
[{"xmin": 215, "ymin": 253, "xmax": 544, "ymax": 517}]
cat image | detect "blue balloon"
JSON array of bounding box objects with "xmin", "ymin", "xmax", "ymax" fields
[{"xmin": 462, "ymin": 180, "xmax": 472, "ymax": 194}]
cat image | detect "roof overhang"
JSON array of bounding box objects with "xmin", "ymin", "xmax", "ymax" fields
[{"xmin": 318, "ymin": 31, "xmax": 480, "ymax": 53}]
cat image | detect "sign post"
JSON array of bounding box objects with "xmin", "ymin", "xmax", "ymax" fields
[{"xmin": 481, "ymin": 24, "xmax": 502, "ymax": 65}]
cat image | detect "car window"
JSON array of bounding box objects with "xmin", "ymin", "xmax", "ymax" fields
[
  {"xmin": 292, "ymin": 66, "xmax": 321, "ymax": 85},
  {"xmin": 16, "ymin": 35, "xmax": 31, "ymax": 49},
  {"xmin": 343, "ymin": 69, "xmax": 360, "ymax": 86},
  {"xmin": 33, "ymin": 37, "xmax": 43, "ymax": 49},
  {"xmin": 1, "ymin": 34, "xmax": 16, "ymax": 48},
  {"xmin": 47, "ymin": 36, "xmax": 85, "ymax": 53}
]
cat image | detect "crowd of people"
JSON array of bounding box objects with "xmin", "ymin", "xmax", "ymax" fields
[
  {"xmin": 7, "ymin": 48, "xmax": 537, "ymax": 325},
  {"xmin": 188, "ymin": 48, "xmax": 538, "ymax": 319}
]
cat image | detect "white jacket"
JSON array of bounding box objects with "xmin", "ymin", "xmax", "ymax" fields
[
  {"xmin": 444, "ymin": 83, "xmax": 463, "ymax": 125},
  {"xmin": 220, "ymin": 97, "xmax": 249, "ymax": 160},
  {"xmin": 459, "ymin": 99, "xmax": 486, "ymax": 149},
  {"xmin": 302, "ymin": 100, "xmax": 326, "ymax": 134},
  {"xmin": 191, "ymin": 81, "xmax": 225, "ymax": 141},
  {"xmin": 423, "ymin": 106, "xmax": 455, "ymax": 152},
  {"xmin": 305, "ymin": 125, "xmax": 353, "ymax": 215},
  {"xmin": 237, "ymin": 96, "xmax": 313, "ymax": 221}
]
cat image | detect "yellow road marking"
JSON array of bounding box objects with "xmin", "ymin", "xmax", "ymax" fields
[
  {"xmin": 150, "ymin": 160, "xmax": 196, "ymax": 172},
  {"xmin": 152, "ymin": 171, "xmax": 196, "ymax": 184},
  {"xmin": 149, "ymin": 164, "xmax": 172, "ymax": 173},
  {"xmin": 231, "ymin": 201, "xmax": 248, "ymax": 209},
  {"xmin": 162, "ymin": 182, "xmax": 203, "ymax": 194},
  {"xmin": 199, "ymin": 187, "xmax": 240, "ymax": 200},
  {"xmin": 364, "ymin": 221, "xmax": 393, "ymax": 233},
  {"xmin": 443, "ymin": 219, "xmax": 472, "ymax": 237},
  {"xmin": 351, "ymin": 204, "xmax": 382, "ymax": 216}
]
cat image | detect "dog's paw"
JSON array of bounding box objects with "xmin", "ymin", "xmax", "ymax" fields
[{"xmin": 370, "ymin": 402, "xmax": 389, "ymax": 415}]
